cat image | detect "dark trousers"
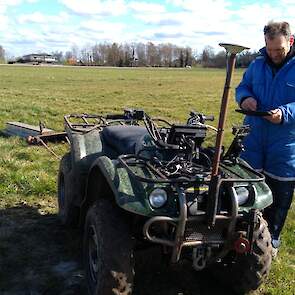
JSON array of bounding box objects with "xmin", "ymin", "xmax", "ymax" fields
[{"xmin": 263, "ymin": 175, "xmax": 295, "ymax": 248}]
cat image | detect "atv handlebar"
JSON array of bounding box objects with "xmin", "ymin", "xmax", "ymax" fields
[
  {"xmin": 187, "ymin": 111, "xmax": 214, "ymax": 125},
  {"xmin": 105, "ymin": 109, "xmax": 215, "ymax": 125},
  {"xmin": 203, "ymin": 115, "xmax": 214, "ymax": 121}
]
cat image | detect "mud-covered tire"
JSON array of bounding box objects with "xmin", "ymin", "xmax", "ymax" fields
[
  {"xmin": 57, "ymin": 153, "xmax": 79, "ymax": 227},
  {"xmin": 83, "ymin": 199, "xmax": 134, "ymax": 295},
  {"xmin": 212, "ymin": 214, "xmax": 272, "ymax": 294}
]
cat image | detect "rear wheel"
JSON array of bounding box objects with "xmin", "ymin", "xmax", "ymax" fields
[
  {"xmin": 57, "ymin": 153, "xmax": 79, "ymax": 227},
  {"xmin": 84, "ymin": 199, "xmax": 134, "ymax": 295},
  {"xmin": 212, "ymin": 214, "xmax": 272, "ymax": 294}
]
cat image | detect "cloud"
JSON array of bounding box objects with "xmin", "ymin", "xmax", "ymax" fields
[
  {"xmin": 128, "ymin": 2, "xmax": 166, "ymax": 14},
  {"xmin": 0, "ymin": 0, "xmax": 22, "ymax": 5},
  {"xmin": 133, "ymin": 8, "xmax": 232, "ymax": 48},
  {"xmin": 154, "ymin": 32, "xmax": 186, "ymax": 39},
  {"xmin": 18, "ymin": 11, "xmax": 69, "ymax": 24},
  {"xmin": 134, "ymin": 12, "xmax": 183, "ymax": 26},
  {"xmin": 158, "ymin": 1, "xmax": 295, "ymax": 51},
  {"xmin": 3, "ymin": 0, "xmax": 295, "ymax": 57},
  {"xmin": 167, "ymin": 0, "xmax": 232, "ymax": 14},
  {"xmin": 0, "ymin": 14, "xmax": 9, "ymax": 29},
  {"xmin": 133, "ymin": 1, "xmax": 233, "ymax": 31},
  {"xmin": 17, "ymin": 27, "xmax": 43, "ymax": 42},
  {"xmin": 0, "ymin": 0, "xmax": 39, "ymax": 10},
  {"xmin": 194, "ymin": 31, "xmax": 225, "ymax": 36},
  {"xmin": 60, "ymin": 0, "xmax": 127, "ymax": 16},
  {"xmin": 80, "ymin": 19, "xmax": 125, "ymax": 33},
  {"xmin": 226, "ymin": 3, "xmax": 295, "ymax": 50}
]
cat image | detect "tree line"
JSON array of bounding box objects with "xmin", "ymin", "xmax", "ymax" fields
[
  {"xmin": 2, "ymin": 42, "xmax": 259, "ymax": 68},
  {"xmin": 59, "ymin": 42, "xmax": 194, "ymax": 67}
]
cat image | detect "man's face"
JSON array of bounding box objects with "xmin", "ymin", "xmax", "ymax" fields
[{"xmin": 265, "ymin": 34, "xmax": 290, "ymax": 65}]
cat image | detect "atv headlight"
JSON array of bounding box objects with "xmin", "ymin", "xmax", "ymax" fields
[
  {"xmin": 149, "ymin": 188, "xmax": 167, "ymax": 208},
  {"xmin": 234, "ymin": 186, "xmax": 250, "ymax": 206}
]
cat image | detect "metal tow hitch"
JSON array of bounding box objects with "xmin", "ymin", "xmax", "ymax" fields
[{"xmin": 192, "ymin": 247, "xmax": 207, "ymax": 271}]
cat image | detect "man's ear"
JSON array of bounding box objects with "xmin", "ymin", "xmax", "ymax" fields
[{"xmin": 290, "ymin": 35, "xmax": 294, "ymax": 46}]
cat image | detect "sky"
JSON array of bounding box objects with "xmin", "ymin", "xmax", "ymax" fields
[{"xmin": 1, "ymin": 0, "xmax": 295, "ymax": 58}]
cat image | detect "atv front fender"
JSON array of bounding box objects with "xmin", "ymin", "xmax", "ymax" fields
[{"xmin": 86, "ymin": 156, "xmax": 172, "ymax": 217}]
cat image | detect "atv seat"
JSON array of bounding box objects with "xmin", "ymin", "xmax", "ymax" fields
[{"xmin": 101, "ymin": 126, "xmax": 148, "ymax": 156}]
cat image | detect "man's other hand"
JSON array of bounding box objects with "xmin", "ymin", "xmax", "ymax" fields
[
  {"xmin": 241, "ymin": 97, "xmax": 257, "ymax": 111},
  {"xmin": 265, "ymin": 109, "xmax": 283, "ymax": 124}
]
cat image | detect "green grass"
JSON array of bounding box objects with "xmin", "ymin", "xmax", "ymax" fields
[{"xmin": 0, "ymin": 65, "xmax": 294, "ymax": 294}]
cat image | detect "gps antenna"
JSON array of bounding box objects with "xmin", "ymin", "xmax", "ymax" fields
[{"xmin": 207, "ymin": 43, "xmax": 250, "ymax": 227}]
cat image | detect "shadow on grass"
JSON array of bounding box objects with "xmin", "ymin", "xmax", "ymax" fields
[
  {"xmin": 0, "ymin": 204, "xmax": 84, "ymax": 295},
  {"xmin": 0, "ymin": 204, "xmax": 234, "ymax": 295}
]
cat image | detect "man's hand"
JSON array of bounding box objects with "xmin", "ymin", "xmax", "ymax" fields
[
  {"xmin": 241, "ymin": 97, "xmax": 257, "ymax": 111},
  {"xmin": 264, "ymin": 109, "xmax": 283, "ymax": 124}
]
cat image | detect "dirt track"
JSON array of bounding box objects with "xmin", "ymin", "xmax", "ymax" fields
[{"xmin": 0, "ymin": 204, "xmax": 235, "ymax": 295}]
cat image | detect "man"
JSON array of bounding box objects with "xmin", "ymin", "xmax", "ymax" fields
[{"xmin": 235, "ymin": 21, "xmax": 295, "ymax": 256}]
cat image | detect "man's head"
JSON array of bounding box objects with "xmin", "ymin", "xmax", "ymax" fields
[{"xmin": 264, "ymin": 21, "xmax": 293, "ymax": 65}]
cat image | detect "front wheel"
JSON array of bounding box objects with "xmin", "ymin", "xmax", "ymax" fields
[
  {"xmin": 83, "ymin": 199, "xmax": 134, "ymax": 295},
  {"xmin": 211, "ymin": 214, "xmax": 272, "ymax": 294}
]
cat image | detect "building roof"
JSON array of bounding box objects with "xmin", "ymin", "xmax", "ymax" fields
[{"xmin": 22, "ymin": 53, "xmax": 54, "ymax": 58}]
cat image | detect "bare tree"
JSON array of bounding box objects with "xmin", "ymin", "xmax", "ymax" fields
[
  {"xmin": 211, "ymin": 50, "xmax": 226, "ymax": 68},
  {"xmin": 147, "ymin": 42, "xmax": 160, "ymax": 66},
  {"xmin": 185, "ymin": 47, "xmax": 192, "ymax": 67},
  {"xmin": 71, "ymin": 44, "xmax": 80, "ymax": 61},
  {"xmin": 51, "ymin": 51, "xmax": 64, "ymax": 64},
  {"xmin": 122, "ymin": 43, "xmax": 132, "ymax": 67},
  {"xmin": 237, "ymin": 51, "xmax": 259, "ymax": 68},
  {"xmin": 135, "ymin": 43, "xmax": 147, "ymax": 66},
  {"xmin": 65, "ymin": 51, "xmax": 73, "ymax": 63},
  {"xmin": 98, "ymin": 43, "xmax": 109, "ymax": 65},
  {"xmin": 159, "ymin": 43, "xmax": 173, "ymax": 67},
  {"xmin": 0, "ymin": 45, "xmax": 5, "ymax": 63},
  {"xmin": 80, "ymin": 45, "xmax": 93, "ymax": 65},
  {"xmin": 201, "ymin": 46, "xmax": 215, "ymax": 67},
  {"xmin": 106, "ymin": 43, "xmax": 116, "ymax": 66}
]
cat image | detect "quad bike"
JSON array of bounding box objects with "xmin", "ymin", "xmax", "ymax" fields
[{"xmin": 57, "ymin": 44, "xmax": 273, "ymax": 295}]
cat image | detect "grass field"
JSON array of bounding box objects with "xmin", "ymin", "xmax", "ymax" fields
[{"xmin": 0, "ymin": 65, "xmax": 294, "ymax": 294}]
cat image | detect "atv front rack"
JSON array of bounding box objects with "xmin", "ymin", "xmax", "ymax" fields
[
  {"xmin": 118, "ymin": 154, "xmax": 265, "ymax": 184},
  {"xmin": 118, "ymin": 154, "xmax": 210, "ymax": 184}
]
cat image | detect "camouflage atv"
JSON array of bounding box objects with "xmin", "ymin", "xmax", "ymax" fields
[{"xmin": 57, "ymin": 45, "xmax": 273, "ymax": 295}]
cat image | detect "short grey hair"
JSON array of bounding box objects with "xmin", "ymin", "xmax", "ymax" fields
[{"xmin": 263, "ymin": 21, "xmax": 291, "ymax": 40}]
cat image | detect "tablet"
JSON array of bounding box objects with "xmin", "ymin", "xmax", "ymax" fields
[{"xmin": 235, "ymin": 109, "xmax": 272, "ymax": 116}]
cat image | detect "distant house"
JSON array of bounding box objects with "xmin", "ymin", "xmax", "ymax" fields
[{"xmin": 17, "ymin": 53, "xmax": 57, "ymax": 64}]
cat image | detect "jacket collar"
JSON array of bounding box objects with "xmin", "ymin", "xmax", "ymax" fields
[{"xmin": 259, "ymin": 46, "xmax": 295, "ymax": 71}]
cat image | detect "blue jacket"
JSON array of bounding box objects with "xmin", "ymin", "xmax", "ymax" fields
[{"xmin": 236, "ymin": 47, "xmax": 295, "ymax": 180}]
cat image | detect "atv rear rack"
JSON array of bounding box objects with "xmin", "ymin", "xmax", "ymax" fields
[
  {"xmin": 64, "ymin": 113, "xmax": 144, "ymax": 133},
  {"xmin": 64, "ymin": 114, "xmax": 106, "ymax": 133}
]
